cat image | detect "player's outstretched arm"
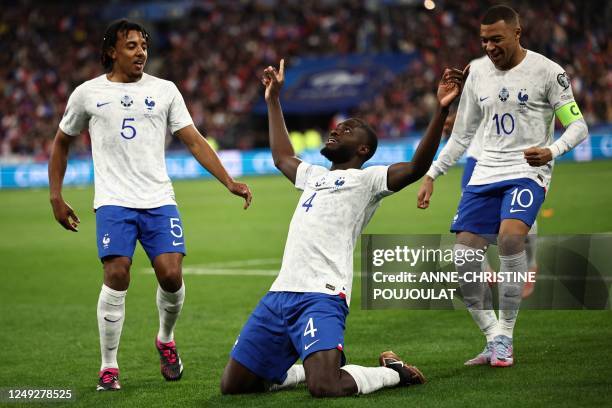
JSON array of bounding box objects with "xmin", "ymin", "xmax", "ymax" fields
[
  {"xmin": 387, "ymin": 66, "xmax": 469, "ymax": 192},
  {"xmin": 175, "ymin": 125, "xmax": 252, "ymax": 209},
  {"xmin": 48, "ymin": 129, "xmax": 80, "ymax": 232},
  {"xmin": 262, "ymin": 59, "xmax": 301, "ymax": 184}
]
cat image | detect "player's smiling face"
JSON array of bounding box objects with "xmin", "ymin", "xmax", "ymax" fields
[
  {"xmin": 480, "ymin": 20, "xmax": 520, "ymax": 70},
  {"xmin": 321, "ymin": 119, "xmax": 370, "ymax": 164},
  {"xmin": 110, "ymin": 30, "xmax": 148, "ymax": 81}
]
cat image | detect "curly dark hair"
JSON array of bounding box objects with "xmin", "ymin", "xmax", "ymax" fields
[{"xmin": 100, "ymin": 19, "xmax": 150, "ymax": 72}]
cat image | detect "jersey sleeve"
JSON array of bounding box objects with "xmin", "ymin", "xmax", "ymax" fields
[
  {"xmin": 167, "ymin": 83, "xmax": 194, "ymax": 134},
  {"xmin": 364, "ymin": 165, "xmax": 393, "ymax": 200},
  {"xmin": 59, "ymin": 85, "xmax": 89, "ymax": 136},
  {"xmin": 426, "ymin": 74, "xmax": 481, "ymax": 179},
  {"xmin": 546, "ymin": 65, "xmax": 583, "ymax": 127}
]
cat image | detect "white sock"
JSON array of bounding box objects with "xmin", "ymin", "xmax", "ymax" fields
[
  {"xmin": 157, "ymin": 282, "xmax": 185, "ymax": 343},
  {"xmin": 455, "ymin": 244, "xmax": 498, "ymax": 342},
  {"xmin": 498, "ymin": 251, "xmax": 527, "ymax": 338},
  {"xmin": 340, "ymin": 365, "xmax": 399, "ymax": 395},
  {"xmin": 97, "ymin": 284, "xmax": 127, "ymax": 370},
  {"xmin": 269, "ymin": 365, "xmax": 306, "ymax": 391}
]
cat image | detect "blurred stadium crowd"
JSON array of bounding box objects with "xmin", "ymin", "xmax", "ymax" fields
[{"xmin": 1, "ymin": 0, "xmax": 610, "ymax": 161}]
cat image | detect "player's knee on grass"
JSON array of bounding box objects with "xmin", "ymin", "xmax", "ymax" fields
[
  {"xmin": 304, "ymin": 351, "xmax": 356, "ymax": 398},
  {"xmin": 102, "ymin": 256, "xmax": 131, "ymax": 290},
  {"xmin": 220, "ymin": 358, "xmax": 267, "ymax": 395}
]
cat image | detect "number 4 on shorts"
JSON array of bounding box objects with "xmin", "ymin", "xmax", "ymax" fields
[{"xmin": 304, "ymin": 317, "xmax": 317, "ymax": 338}]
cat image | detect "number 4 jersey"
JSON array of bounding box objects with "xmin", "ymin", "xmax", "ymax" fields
[
  {"xmin": 434, "ymin": 50, "xmax": 583, "ymax": 190},
  {"xmin": 59, "ymin": 73, "xmax": 193, "ymax": 209},
  {"xmin": 269, "ymin": 162, "xmax": 393, "ymax": 305}
]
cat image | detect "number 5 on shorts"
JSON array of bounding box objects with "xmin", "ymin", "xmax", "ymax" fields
[{"xmin": 170, "ymin": 217, "xmax": 183, "ymax": 238}]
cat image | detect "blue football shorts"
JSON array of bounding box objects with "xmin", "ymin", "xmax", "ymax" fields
[
  {"xmin": 95, "ymin": 205, "xmax": 186, "ymax": 261},
  {"xmin": 230, "ymin": 291, "xmax": 349, "ymax": 384},
  {"xmin": 451, "ymin": 178, "xmax": 545, "ymax": 235},
  {"xmin": 461, "ymin": 156, "xmax": 478, "ymax": 190}
]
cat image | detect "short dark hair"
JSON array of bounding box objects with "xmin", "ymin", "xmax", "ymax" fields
[
  {"xmin": 101, "ymin": 19, "xmax": 151, "ymax": 72},
  {"xmin": 481, "ymin": 5, "xmax": 519, "ymax": 26},
  {"xmin": 351, "ymin": 118, "xmax": 378, "ymax": 162}
]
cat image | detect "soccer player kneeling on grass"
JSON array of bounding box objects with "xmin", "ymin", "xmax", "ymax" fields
[
  {"xmin": 220, "ymin": 60, "xmax": 467, "ymax": 397},
  {"xmin": 48, "ymin": 19, "xmax": 252, "ymax": 391}
]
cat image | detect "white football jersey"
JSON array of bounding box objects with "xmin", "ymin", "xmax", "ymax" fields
[
  {"xmin": 464, "ymin": 57, "xmax": 489, "ymax": 160},
  {"xmin": 451, "ymin": 50, "xmax": 576, "ymax": 189},
  {"xmin": 269, "ymin": 162, "xmax": 393, "ymax": 305},
  {"xmin": 59, "ymin": 73, "xmax": 193, "ymax": 209}
]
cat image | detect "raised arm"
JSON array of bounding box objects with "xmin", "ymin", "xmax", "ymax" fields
[
  {"xmin": 262, "ymin": 59, "xmax": 301, "ymax": 184},
  {"xmin": 175, "ymin": 125, "xmax": 252, "ymax": 209},
  {"xmin": 48, "ymin": 129, "xmax": 80, "ymax": 231},
  {"xmin": 386, "ymin": 66, "xmax": 469, "ymax": 192}
]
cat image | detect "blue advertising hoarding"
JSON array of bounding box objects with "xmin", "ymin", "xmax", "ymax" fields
[{"xmin": 1, "ymin": 134, "xmax": 610, "ymax": 190}]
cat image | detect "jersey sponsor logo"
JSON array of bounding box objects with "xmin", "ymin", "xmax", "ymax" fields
[
  {"xmin": 326, "ymin": 283, "xmax": 336, "ymax": 291},
  {"xmin": 120, "ymin": 95, "xmax": 134, "ymax": 108},
  {"xmin": 96, "ymin": 102, "xmax": 111, "ymax": 108},
  {"xmin": 304, "ymin": 339, "xmax": 320, "ymax": 351},
  {"xmin": 557, "ymin": 72, "xmax": 570, "ymax": 90},
  {"xmin": 479, "ymin": 96, "xmax": 489, "ymax": 102},
  {"xmin": 498, "ymin": 87, "xmax": 509, "ymax": 102}
]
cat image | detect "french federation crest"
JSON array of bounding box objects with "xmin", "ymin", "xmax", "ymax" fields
[
  {"xmin": 332, "ymin": 177, "xmax": 346, "ymax": 191},
  {"xmin": 145, "ymin": 96, "xmax": 156, "ymax": 110},
  {"xmin": 102, "ymin": 233, "xmax": 111, "ymax": 249},
  {"xmin": 498, "ymin": 87, "xmax": 509, "ymax": 102},
  {"xmin": 120, "ymin": 95, "xmax": 133, "ymax": 107},
  {"xmin": 518, "ymin": 89, "xmax": 529, "ymax": 112},
  {"xmin": 557, "ymin": 72, "xmax": 570, "ymax": 90}
]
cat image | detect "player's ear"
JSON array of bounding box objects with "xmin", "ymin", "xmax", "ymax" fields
[
  {"xmin": 358, "ymin": 144, "xmax": 370, "ymax": 158},
  {"xmin": 514, "ymin": 25, "xmax": 521, "ymax": 41}
]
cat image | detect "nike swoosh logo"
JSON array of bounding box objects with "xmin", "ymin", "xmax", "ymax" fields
[
  {"xmin": 164, "ymin": 308, "xmax": 179, "ymax": 314},
  {"xmin": 304, "ymin": 339, "xmax": 320, "ymax": 350},
  {"xmin": 509, "ymin": 208, "xmax": 526, "ymax": 213},
  {"xmin": 104, "ymin": 316, "xmax": 121, "ymax": 323},
  {"xmin": 479, "ymin": 97, "xmax": 489, "ymax": 102},
  {"xmin": 97, "ymin": 102, "xmax": 111, "ymax": 107},
  {"xmin": 107, "ymin": 346, "xmax": 117, "ymax": 351},
  {"xmin": 172, "ymin": 241, "xmax": 183, "ymax": 246}
]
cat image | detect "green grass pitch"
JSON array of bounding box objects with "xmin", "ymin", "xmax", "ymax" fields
[{"xmin": 0, "ymin": 160, "xmax": 610, "ymax": 407}]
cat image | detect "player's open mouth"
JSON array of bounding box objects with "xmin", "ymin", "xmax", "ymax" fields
[
  {"xmin": 326, "ymin": 137, "xmax": 338, "ymax": 145},
  {"xmin": 488, "ymin": 51, "xmax": 502, "ymax": 61},
  {"xmin": 134, "ymin": 61, "xmax": 144, "ymax": 69}
]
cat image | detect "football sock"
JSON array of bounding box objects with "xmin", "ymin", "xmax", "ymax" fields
[
  {"xmin": 157, "ymin": 281, "xmax": 185, "ymax": 343},
  {"xmin": 269, "ymin": 365, "xmax": 305, "ymax": 391},
  {"xmin": 498, "ymin": 250, "xmax": 528, "ymax": 338},
  {"xmin": 455, "ymin": 244, "xmax": 498, "ymax": 342},
  {"xmin": 97, "ymin": 284, "xmax": 127, "ymax": 370},
  {"xmin": 340, "ymin": 365, "xmax": 399, "ymax": 395}
]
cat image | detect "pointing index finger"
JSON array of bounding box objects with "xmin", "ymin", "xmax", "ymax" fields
[{"xmin": 279, "ymin": 59, "xmax": 285, "ymax": 78}]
